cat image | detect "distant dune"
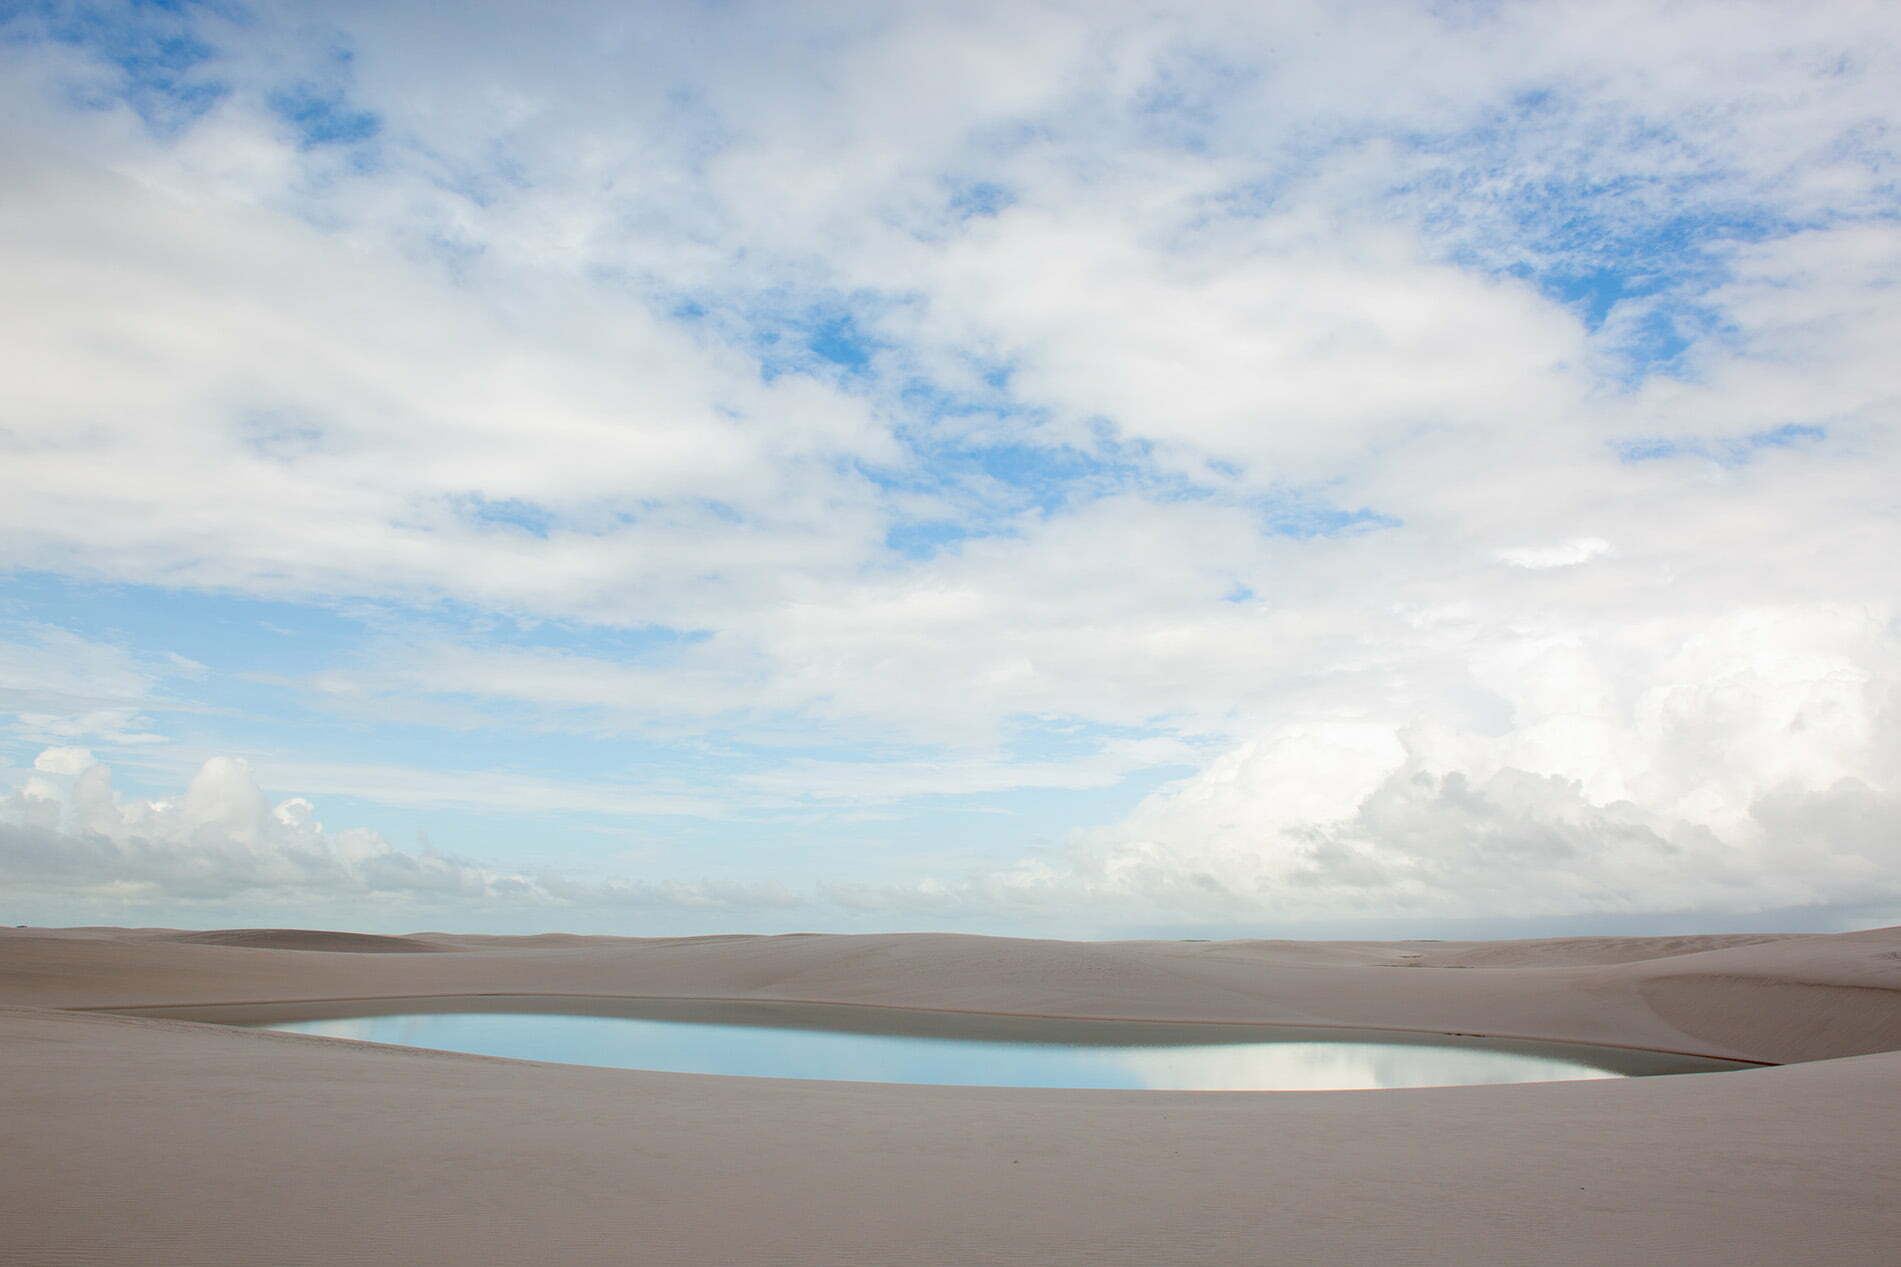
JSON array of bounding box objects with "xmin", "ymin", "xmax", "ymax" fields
[
  {"xmin": 153, "ymin": 928, "xmax": 454, "ymax": 953},
  {"xmin": 1395, "ymin": 932, "xmax": 1805, "ymax": 968}
]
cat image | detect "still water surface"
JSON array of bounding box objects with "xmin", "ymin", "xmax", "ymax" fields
[{"xmin": 192, "ymin": 996, "xmax": 1751, "ymax": 1090}]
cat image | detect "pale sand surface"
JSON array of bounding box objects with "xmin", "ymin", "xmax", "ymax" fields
[{"xmin": 3, "ymin": 925, "xmax": 1899, "ymax": 1264}]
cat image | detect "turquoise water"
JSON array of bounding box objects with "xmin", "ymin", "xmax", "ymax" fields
[{"xmin": 152, "ymin": 996, "xmax": 1753, "ymax": 1090}]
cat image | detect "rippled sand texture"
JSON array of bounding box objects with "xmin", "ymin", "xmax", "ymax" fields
[{"xmin": 3, "ymin": 925, "xmax": 1898, "ymax": 1264}]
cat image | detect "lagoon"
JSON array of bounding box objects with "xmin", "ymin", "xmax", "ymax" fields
[{"xmin": 137, "ymin": 996, "xmax": 1755, "ymax": 1090}]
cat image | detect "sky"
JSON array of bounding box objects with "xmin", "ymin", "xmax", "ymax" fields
[{"xmin": 3, "ymin": 0, "xmax": 1900, "ymax": 939}]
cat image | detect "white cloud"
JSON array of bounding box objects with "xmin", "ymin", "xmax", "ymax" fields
[
  {"xmin": 5, "ymin": 0, "xmax": 1893, "ymax": 629},
  {"xmin": 31, "ymin": 747, "xmax": 96, "ymax": 776},
  {"xmin": 735, "ymin": 738, "xmax": 1201, "ymax": 805},
  {"xmin": 0, "ymin": 627, "xmax": 180, "ymax": 748},
  {"xmin": 1497, "ymin": 539, "xmax": 1613, "ymax": 570},
  {"xmin": 0, "ymin": 750, "xmax": 803, "ymax": 913},
  {"xmin": 1009, "ymin": 604, "xmax": 1901, "ymax": 921},
  {"xmin": 3, "ymin": 2, "xmax": 1900, "ymax": 931},
  {"xmin": 0, "ymin": 99, "xmax": 893, "ymax": 624},
  {"xmin": 0, "ymin": 751, "xmax": 538, "ymax": 904}
]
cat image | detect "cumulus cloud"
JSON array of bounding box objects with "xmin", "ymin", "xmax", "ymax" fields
[
  {"xmin": 0, "ymin": 750, "xmax": 813, "ymax": 916},
  {"xmin": 32, "ymin": 747, "xmax": 96, "ymax": 775},
  {"xmin": 1009, "ymin": 604, "xmax": 1901, "ymax": 922},
  {"xmin": 0, "ymin": 752, "xmax": 549, "ymax": 905}
]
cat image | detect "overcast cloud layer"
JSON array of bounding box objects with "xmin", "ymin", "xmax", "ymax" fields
[{"xmin": 3, "ymin": 1, "xmax": 1899, "ymax": 936}]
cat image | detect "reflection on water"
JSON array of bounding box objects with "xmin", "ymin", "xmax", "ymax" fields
[
  {"xmin": 222, "ymin": 1003, "xmax": 1747, "ymax": 1090},
  {"xmin": 1113, "ymin": 1042, "xmax": 1598, "ymax": 1091}
]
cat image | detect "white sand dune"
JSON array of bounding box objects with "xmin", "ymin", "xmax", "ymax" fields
[{"xmin": 3, "ymin": 924, "xmax": 1898, "ymax": 1264}]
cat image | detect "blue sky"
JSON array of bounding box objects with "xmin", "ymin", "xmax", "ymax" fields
[{"xmin": 3, "ymin": 0, "xmax": 1901, "ymax": 937}]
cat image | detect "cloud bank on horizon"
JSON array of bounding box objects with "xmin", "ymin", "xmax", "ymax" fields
[{"xmin": 2, "ymin": 0, "xmax": 1899, "ymax": 936}]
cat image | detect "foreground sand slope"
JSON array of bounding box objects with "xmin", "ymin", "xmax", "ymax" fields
[{"xmin": 2, "ymin": 926, "xmax": 1898, "ymax": 1265}]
